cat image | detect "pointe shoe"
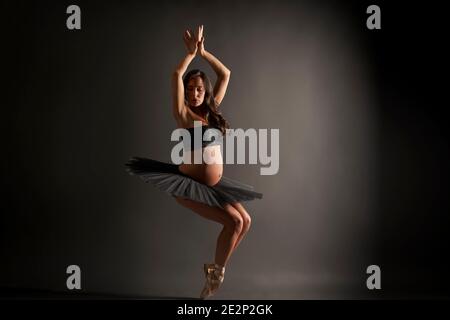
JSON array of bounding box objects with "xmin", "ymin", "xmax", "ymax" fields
[{"xmin": 200, "ymin": 263, "xmax": 225, "ymax": 299}]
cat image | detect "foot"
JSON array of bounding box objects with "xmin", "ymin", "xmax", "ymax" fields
[{"xmin": 200, "ymin": 263, "xmax": 225, "ymax": 299}]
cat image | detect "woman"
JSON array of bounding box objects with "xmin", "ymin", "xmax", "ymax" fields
[{"xmin": 125, "ymin": 25, "xmax": 262, "ymax": 299}]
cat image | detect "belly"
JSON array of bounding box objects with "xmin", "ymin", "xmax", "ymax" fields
[{"xmin": 179, "ymin": 145, "xmax": 223, "ymax": 186}]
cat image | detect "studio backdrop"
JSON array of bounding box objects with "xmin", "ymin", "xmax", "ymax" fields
[{"xmin": 2, "ymin": 0, "xmax": 449, "ymax": 299}]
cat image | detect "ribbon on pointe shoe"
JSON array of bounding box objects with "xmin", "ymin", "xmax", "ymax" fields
[{"xmin": 200, "ymin": 263, "xmax": 225, "ymax": 299}]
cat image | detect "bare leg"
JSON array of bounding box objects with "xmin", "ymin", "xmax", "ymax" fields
[
  {"xmin": 229, "ymin": 202, "xmax": 252, "ymax": 252},
  {"xmin": 174, "ymin": 197, "xmax": 243, "ymax": 267}
]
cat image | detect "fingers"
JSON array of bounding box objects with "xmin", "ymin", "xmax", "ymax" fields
[
  {"xmin": 198, "ymin": 25, "xmax": 203, "ymax": 40},
  {"xmin": 200, "ymin": 25, "xmax": 204, "ymax": 41},
  {"xmin": 185, "ymin": 26, "xmax": 204, "ymax": 42},
  {"xmin": 192, "ymin": 25, "xmax": 203, "ymax": 41}
]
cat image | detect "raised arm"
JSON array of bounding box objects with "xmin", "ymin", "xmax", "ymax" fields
[
  {"xmin": 197, "ymin": 26, "xmax": 231, "ymax": 107},
  {"xmin": 172, "ymin": 52, "xmax": 195, "ymax": 119},
  {"xmin": 201, "ymin": 50, "xmax": 231, "ymax": 107},
  {"xmin": 172, "ymin": 30, "xmax": 198, "ymax": 120}
]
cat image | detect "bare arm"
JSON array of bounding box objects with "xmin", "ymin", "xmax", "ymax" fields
[
  {"xmin": 172, "ymin": 54, "xmax": 195, "ymax": 118},
  {"xmin": 200, "ymin": 49, "xmax": 231, "ymax": 107},
  {"xmin": 172, "ymin": 32, "xmax": 197, "ymax": 119}
]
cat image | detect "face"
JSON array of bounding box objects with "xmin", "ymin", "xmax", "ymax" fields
[{"xmin": 186, "ymin": 76, "xmax": 205, "ymax": 108}]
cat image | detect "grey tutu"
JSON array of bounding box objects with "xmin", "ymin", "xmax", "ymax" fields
[{"xmin": 125, "ymin": 157, "xmax": 263, "ymax": 209}]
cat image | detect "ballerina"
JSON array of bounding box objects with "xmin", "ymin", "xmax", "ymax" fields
[{"xmin": 125, "ymin": 25, "xmax": 262, "ymax": 299}]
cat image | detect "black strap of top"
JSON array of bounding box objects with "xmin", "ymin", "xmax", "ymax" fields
[{"xmin": 184, "ymin": 125, "xmax": 221, "ymax": 150}]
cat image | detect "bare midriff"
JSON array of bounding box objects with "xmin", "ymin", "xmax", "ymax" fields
[
  {"xmin": 178, "ymin": 144, "xmax": 223, "ymax": 187},
  {"xmin": 176, "ymin": 108, "xmax": 223, "ymax": 186}
]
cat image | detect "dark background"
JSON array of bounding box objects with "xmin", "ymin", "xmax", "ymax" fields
[
  {"xmin": 368, "ymin": 2, "xmax": 449, "ymax": 297},
  {"xmin": 2, "ymin": 0, "xmax": 449, "ymax": 299}
]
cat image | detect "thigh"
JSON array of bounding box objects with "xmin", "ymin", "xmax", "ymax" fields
[{"xmin": 174, "ymin": 196, "xmax": 240, "ymax": 226}]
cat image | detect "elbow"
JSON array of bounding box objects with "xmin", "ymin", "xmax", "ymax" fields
[
  {"xmin": 220, "ymin": 69, "xmax": 231, "ymax": 79},
  {"xmin": 173, "ymin": 70, "xmax": 182, "ymax": 78}
]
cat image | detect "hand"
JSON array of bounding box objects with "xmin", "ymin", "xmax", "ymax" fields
[
  {"xmin": 183, "ymin": 29, "xmax": 197, "ymax": 55},
  {"xmin": 197, "ymin": 25, "xmax": 206, "ymax": 57}
]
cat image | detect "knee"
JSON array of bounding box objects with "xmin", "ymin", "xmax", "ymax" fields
[
  {"xmin": 229, "ymin": 215, "xmax": 244, "ymax": 235},
  {"xmin": 223, "ymin": 207, "xmax": 244, "ymax": 234},
  {"xmin": 242, "ymin": 214, "xmax": 252, "ymax": 232}
]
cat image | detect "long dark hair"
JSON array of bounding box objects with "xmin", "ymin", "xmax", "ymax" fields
[{"xmin": 183, "ymin": 69, "xmax": 230, "ymax": 135}]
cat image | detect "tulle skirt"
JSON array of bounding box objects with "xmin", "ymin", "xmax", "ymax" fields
[{"xmin": 124, "ymin": 157, "xmax": 263, "ymax": 209}]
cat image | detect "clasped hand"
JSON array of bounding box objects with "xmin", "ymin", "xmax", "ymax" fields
[{"xmin": 183, "ymin": 24, "xmax": 205, "ymax": 56}]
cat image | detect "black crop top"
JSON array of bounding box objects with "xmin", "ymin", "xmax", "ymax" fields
[{"xmin": 182, "ymin": 125, "xmax": 222, "ymax": 150}]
